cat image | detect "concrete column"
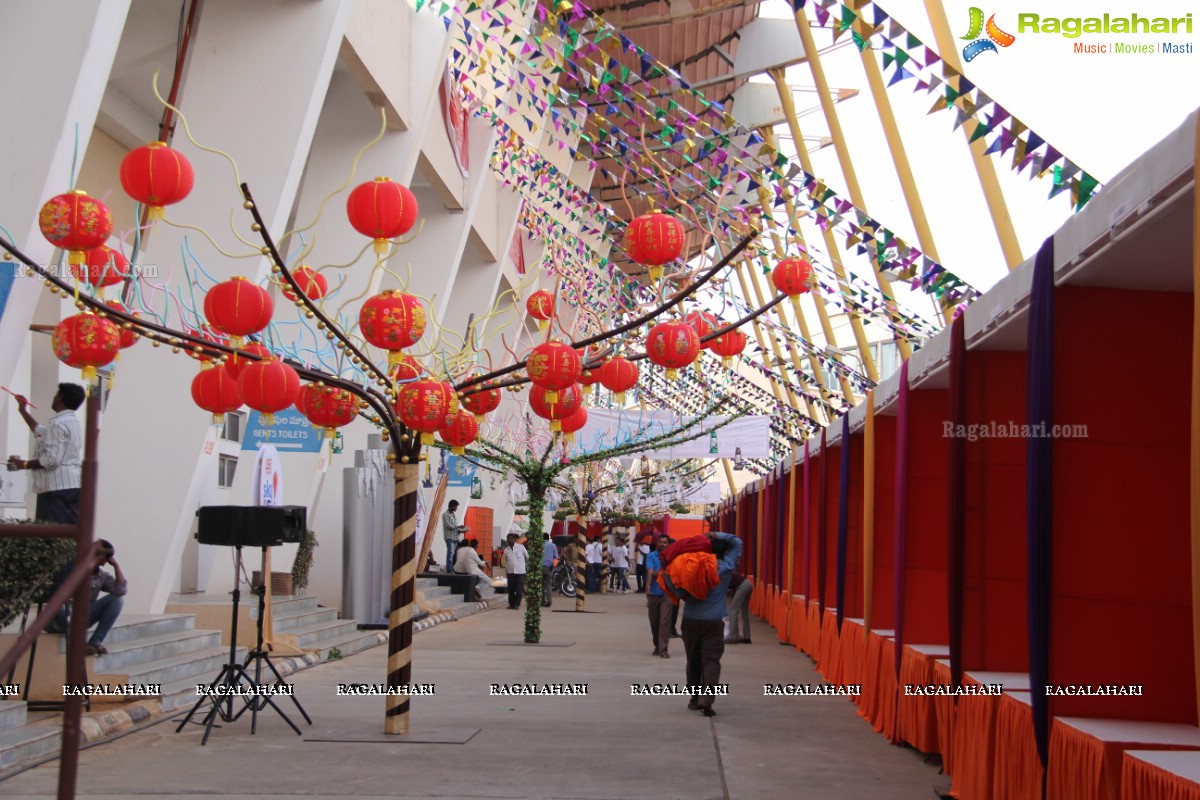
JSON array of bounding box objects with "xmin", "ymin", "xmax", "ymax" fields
[
  {"xmin": 0, "ymin": 0, "xmax": 131, "ymax": 418},
  {"xmin": 94, "ymin": 0, "xmax": 351, "ymax": 613}
]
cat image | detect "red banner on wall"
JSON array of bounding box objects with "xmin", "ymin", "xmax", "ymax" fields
[
  {"xmin": 440, "ymin": 68, "xmax": 468, "ymax": 177},
  {"xmin": 509, "ymin": 227, "xmax": 526, "ymax": 275}
]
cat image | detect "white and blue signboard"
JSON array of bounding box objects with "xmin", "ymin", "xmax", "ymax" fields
[
  {"xmin": 445, "ymin": 454, "xmax": 477, "ymax": 487},
  {"xmin": 242, "ymin": 406, "xmax": 324, "ymax": 453},
  {"xmin": 0, "ymin": 262, "xmax": 16, "ymax": 322}
]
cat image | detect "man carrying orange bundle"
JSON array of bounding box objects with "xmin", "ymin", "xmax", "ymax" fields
[{"xmin": 662, "ymin": 531, "xmax": 743, "ymax": 717}]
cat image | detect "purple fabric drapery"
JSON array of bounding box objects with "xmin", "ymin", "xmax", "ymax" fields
[
  {"xmin": 893, "ymin": 359, "xmax": 910, "ymax": 681},
  {"xmin": 1026, "ymin": 237, "xmax": 1055, "ymax": 791},
  {"xmin": 947, "ymin": 315, "xmax": 967, "ymax": 690},
  {"xmin": 836, "ymin": 414, "xmax": 851, "ymax": 632},
  {"xmin": 803, "ymin": 447, "xmax": 811, "ymax": 604},
  {"xmin": 776, "ymin": 463, "xmax": 787, "ymax": 589},
  {"xmin": 817, "ymin": 428, "xmax": 828, "ymax": 614}
]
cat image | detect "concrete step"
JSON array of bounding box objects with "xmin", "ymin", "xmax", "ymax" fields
[
  {"xmin": 0, "ymin": 702, "xmax": 27, "ymax": 732},
  {"xmin": 418, "ymin": 585, "xmax": 454, "ymax": 601},
  {"xmin": 82, "ymin": 629, "xmax": 223, "ymax": 673},
  {"xmin": 0, "ymin": 724, "xmax": 59, "ymax": 771},
  {"xmin": 266, "ymin": 595, "xmax": 318, "ymax": 615},
  {"xmin": 94, "ymin": 646, "xmax": 246, "ymax": 689},
  {"xmin": 289, "ymin": 620, "xmax": 364, "ymax": 650},
  {"xmin": 313, "ymin": 630, "xmax": 385, "ymax": 662},
  {"xmin": 52, "ymin": 613, "xmax": 195, "ymax": 652},
  {"xmin": 270, "ymin": 606, "xmax": 338, "ymax": 633}
]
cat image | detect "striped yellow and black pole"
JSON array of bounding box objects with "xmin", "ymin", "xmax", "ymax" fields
[
  {"xmin": 385, "ymin": 452, "xmax": 420, "ymax": 734},
  {"xmin": 574, "ymin": 518, "xmax": 588, "ymax": 611}
]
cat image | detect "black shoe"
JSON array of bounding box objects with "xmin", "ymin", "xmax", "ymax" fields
[
  {"xmin": 45, "ymin": 621, "xmax": 66, "ymax": 634},
  {"xmin": 669, "ymin": 632, "xmax": 681, "ymax": 638},
  {"xmin": 687, "ymin": 700, "xmax": 701, "ymax": 710},
  {"xmin": 700, "ymin": 707, "xmax": 716, "ymax": 717}
]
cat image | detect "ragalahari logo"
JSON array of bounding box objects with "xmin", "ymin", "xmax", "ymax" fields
[{"xmin": 960, "ymin": 8, "xmax": 1016, "ymax": 61}]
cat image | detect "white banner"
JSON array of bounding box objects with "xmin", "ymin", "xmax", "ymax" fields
[
  {"xmin": 571, "ymin": 408, "xmax": 771, "ymax": 460},
  {"xmin": 252, "ymin": 444, "xmax": 282, "ymax": 506}
]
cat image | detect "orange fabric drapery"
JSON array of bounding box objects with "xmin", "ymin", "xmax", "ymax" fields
[
  {"xmin": 993, "ymin": 692, "xmax": 1044, "ymax": 799},
  {"xmin": 1123, "ymin": 751, "xmax": 1200, "ymax": 800},
  {"xmin": 895, "ymin": 644, "xmax": 950, "ymax": 754},
  {"xmin": 1047, "ymin": 719, "xmax": 1200, "ymax": 800}
]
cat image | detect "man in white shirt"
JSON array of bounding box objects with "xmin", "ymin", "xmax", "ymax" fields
[
  {"xmin": 503, "ymin": 533, "xmax": 528, "ymax": 609},
  {"xmin": 585, "ymin": 538, "xmax": 603, "ymax": 593},
  {"xmin": 8, "ymin": 384, "xmax": 85, "ymax": 523},
  {"xmin": 454, "ymin": 539, "xmax": 492, "ymax": 602},
  {"xmin": 635, "ymin": 539, "xmax": 651, "ymax": 593},
  {"xmin": 610, "ymin": 539, "xmax": 630, "ymax": 593}
]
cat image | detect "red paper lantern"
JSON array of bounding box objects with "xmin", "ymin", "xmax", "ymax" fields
[
  {"xmin": 396, "ymin": 379, "xmax": 455, "ymax": 445},
  {"xmin": 526, "ymin": 290, "xmax": 554, "ymax": 331},
  {"xmin": 104, "ymin": 301, "xmax": 140, "ymax": 350},
  {"xmin": 346, "ymin": 177, "xmax": 419, "ymax": 257},
  {"xmin": 526, "ymin": 340, "xmax": 582, "ymax": 405},
  {"xmin": 684, "ymin": 310, "xmax": 718, "ymax": 349},
  {"xmin": 119, "ymin": 141, "xmax": 194, "ymax": 220},
  {"xmin": 204, "ymin": 277, "xmax": 273, "ymax": 347},
  {"xmin": 238, "ymin": 358, "xmax": 300, "ymax": 425},
  {"xmin": 624, "ymin": 210, "xmax": 685, "ymax": 281},
  {"xmin": 646, "ymin": 320, "xmax": 701, "ymax": 380},
  {"xmin": 53, "ymin": 312, "xmax": 120, "ymax": 384},
  {"xmin": 281, "ymin": 266, "xmax": 328, "ymax": 303},
  {"xmin": 39, "ymin": 191, "xmax": 113, "ymax": 266},
  {"xmin": 529, "ymin": 384, "xmax": 582, "ymax": 432},
  {"xmin": 359, "ymin": 290, "xmax": 425, "ymax": 362},
  {"xmin": 708, "ymin": 328, "xmax": 748, "ymax": 367},
  {"xmin": 578, "ymin": 367, "xmax": 600, "ymax": 387},
  {"xmin": 438, "ymin": 410, "xmax": 479, "ymax": 455},
  {"xmin": 460, "ymin": 384, "xmax": 501, "ymax": 422},
  {"xmin": 559, "ymin": 404, "xmax": 588, "ymax": 444},
  {"xmin": 771, "ymin": 257, "xmax": 814, "ymax": 296},
  {"xmin": 72, "ymin": 246, "xmax": 130, "ymax": 288},
  {"xmin": 390, "ymin": 353, "xmax": 423, "ymax": 384},
  {"xmin": 304, "ymin": 384, "xmax": 358, "ymax": 436},
  {"xmin": 191, "ymin": 366, "xmax": 242, "ymax": 423},
  {"xmin": 597, "ymin": 356, "xmax": 639, "ymax": 404},
  {"xmin": 296, "ymin": 382, "xmax": 315, "ymax": 418},
  {"xmin": 224, "ymin": 341, "xmax": 272, "ymax": 380}
]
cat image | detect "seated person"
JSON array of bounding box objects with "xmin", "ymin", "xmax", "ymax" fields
[
  {"xmin": 454, "ymin": 539, "xmax": 492, "ymax": 601},
  {"xmin": 47, "ymin": 539, "xmax": 126, "ymax": 656}
]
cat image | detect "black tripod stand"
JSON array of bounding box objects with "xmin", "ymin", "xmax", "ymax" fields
[{"xmin": 176, "ymin": 545, "xmax": 311, "ymax": 744}]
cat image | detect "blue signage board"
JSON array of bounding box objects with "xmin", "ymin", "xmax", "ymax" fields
[
  {"xmin": 0, "ymin": 262, "xmax": 16, "ymax": 323},
  {"xmin": 241, "ymin": 406, "xmax": 324, "ymax": 453},
  {"xmin": 445, "ymin": 454, "xmax": 477, "ymax": 487}
]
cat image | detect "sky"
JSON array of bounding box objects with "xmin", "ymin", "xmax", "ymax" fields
[{"xmin": 751, "ymin": 0, "xmax": 1200, "ymax": 303}]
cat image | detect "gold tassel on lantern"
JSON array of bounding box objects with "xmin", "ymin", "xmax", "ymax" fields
[
  {"xmin": 81, "ymin": 365, "xmax": 98, "ymax": 385},
  {"xmin": 615, "ymin": 391, "xmax": 626, "ymax": 405},
  {"xmin": 262, "ymin": 412, "xmax": 275, "ymax": 426},
  {"xmin": 538, "ymin": 319, "xmax": 548, "ymax": 331},
  {"xmin": 551, "ymin": 419, "xmax": 562, "ymax": 432},
  {"xmin": 453, "ymin": 446, "xmax": 465, "ymax": 455},
  {"xmin": 420, "ymin": 432, "xmax": 435, "ymax": 446},
  {"xmin": 649, "ymin": 265, "xmax": 663, "ymax": 283},
  {"xmin": 373, "ymin": 238, "xmax": 390, "ymax": 258},
  {"xmin": 666, "ymin": 368, "xmax": 679, "ymax": 380}
]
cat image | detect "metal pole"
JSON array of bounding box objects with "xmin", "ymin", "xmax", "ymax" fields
[
  {"xmin": 855, "ymin": 43, "xmax": 951, "ymax": 322},
  {"xmin": 784, "ymin": 15, "xmax": 914, "ymax": 363},
  {"xmin": 58, "ymin": 387, "xmax": 100, "ymax": 800},
  {"xmin": 767, "ymin": 68, "xmax": 884, "ymax": 380},
  {"xmin": 919, "ymin": 0, "xmax": 1024, "ymax": 269}
]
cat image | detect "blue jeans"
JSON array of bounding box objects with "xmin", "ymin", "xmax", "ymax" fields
[
  {"xmin": 615, "ymin": 567, "xmax": 630, "ymax": 591},
  {"xmin": 53, "ymin": 593, "xmax": 124, "ymax": 646}
]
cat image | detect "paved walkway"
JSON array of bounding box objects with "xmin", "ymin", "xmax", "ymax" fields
[{"xmin": 0, "ymin": 593, "xmax": 950, "ymax": 799}]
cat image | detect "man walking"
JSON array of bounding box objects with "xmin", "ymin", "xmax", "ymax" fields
[
  {"xmin": 677, "ymin": 532, "xmax": 742, "ymax": 717},
  {"xmin": 7, "ymin": 384, "xmax": 85, "ymax": 523},
  {"xmin": 503, "ymin": 533, "xmax": 528, "ymax": 609},
  {"xmin": 724, "ymin": 573, "xmax": 754, "ymax": 644},
  {"xmin": 645, "ymin": 534, "xmax": 671, "ymax": 659},
  {"xmin": 635, "ymin": 537, "xmax": 650, "ymax": 592},
  {"xmin": 442, "ymin": 499, "xmax": 469, "ymax": 571},
  {"xmin": 585, "ymin": 537, "xmax": 603, "ymax": 593},
  {"xmin": 541, "ymin": 533, "xmax": 557, "ymax": 607},
  {"xmin": 611, "ymin": 538, "xmax": 630, "ymax": 592}
]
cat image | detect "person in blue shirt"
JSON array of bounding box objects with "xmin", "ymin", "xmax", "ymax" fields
[
  {"xmin": 644, "ymin": 534, "xmax": 671, "ymax": 658},
  {"xmin": 677, "ymin": 531, "xmax": 742, "ymax": 717},
  {"xmin": 541, "ymin": 533, "xmax": 558, "ymax": 608}
]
